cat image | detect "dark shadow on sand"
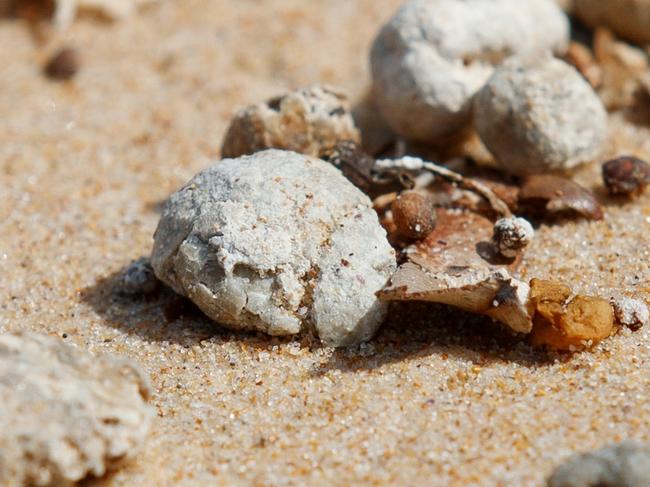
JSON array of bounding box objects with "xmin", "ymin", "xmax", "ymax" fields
[
  {"xmin": 79, "ymin": 259, "xmax": 289, "ymax": 350},
  {"xmin": 81, "ymin": 260, "xmax": 562, "ymax": 373}
]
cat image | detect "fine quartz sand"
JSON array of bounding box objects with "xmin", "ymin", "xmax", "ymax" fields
[{"xmin": 1, "ymin": 1, "xmax": 649, "ymax": 485}]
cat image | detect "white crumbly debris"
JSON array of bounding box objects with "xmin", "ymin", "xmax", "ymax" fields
[
  {"xmin": 492, "ymin": 217, "xmax": 535, "ymax": 258},
  {"xmin": 474, "ymin": 56, "xmax": 608, "ymax": 176},
  {"xmin": 574, "ymin": 0, "xmax": 650, "ymax": 44},
  {"xmin": 221, "ymin": 85, "xmax": 360, "ymax": 159},
  {"xmin": 0, "ymin": 332, "xmax": 153, "ymax": 487},
  {"xmin": 548, "ymin": 441, "xmax": 650, "ymax": 487},
  {"xmin": 370, "ymin": 0, "xmax": 569, "ymax": 142},
  {"xmin": 151, "ymin": 150, "xmax": 396, "ymax": 347},
  {"xmin": 53, "ymin": 0, "xmax": 157, "ymax": 27},
  {"xmin": 612, "ymin": 296, "xmax": 650, "ymax": 329}
]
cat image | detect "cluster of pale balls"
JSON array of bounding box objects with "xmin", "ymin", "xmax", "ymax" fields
[{"xmin": 152, "ymin": 0, "xmax": 613, "ymax": 347}]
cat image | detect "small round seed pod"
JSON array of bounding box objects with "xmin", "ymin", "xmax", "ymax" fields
[
  {"xmin": 492, "ymin": 217, "xmax": 534, "ymax": 258},
  {"xmin": 602, "ymin": 156, "xmax": 650, "ymax": 197},
  {"xmin": 475, "ymin": 56, "xmax": 608, "ymax": 176},
  {"xmin": 391, "ymin": 191, "xmax": 437, "ymax": 240}
]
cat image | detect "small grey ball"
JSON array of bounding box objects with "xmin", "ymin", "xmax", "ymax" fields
[{"xmin": 475, "ymin": 56, "xmax": 608, "ymax": 175}]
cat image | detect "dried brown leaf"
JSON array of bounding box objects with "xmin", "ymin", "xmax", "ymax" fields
[
  {"xmin": 378, "ymin": 209, "xmax": 533, "ymax": 333},
  {"xmin": 518, "ymin": 174, "xmax": 603, "ymax": 220}
]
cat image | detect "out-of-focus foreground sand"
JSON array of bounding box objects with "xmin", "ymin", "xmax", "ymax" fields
[{"xmin": 1, "ymin": 1, "xmax": 650, "ymax": 485}]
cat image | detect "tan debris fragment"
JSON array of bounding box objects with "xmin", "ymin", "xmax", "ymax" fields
[
  {"xmin": 593, "ymin": 28, "xmax": 650, "ymax": 110},
  {"xmin": 529, "ymin": 279, "xmax": 615, "ymax": 350},
  {"xmin": 564, "ymin": 41, "xmax": 602, "ymax": 88}
]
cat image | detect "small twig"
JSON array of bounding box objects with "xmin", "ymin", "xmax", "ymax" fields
[{"xmin": 374, "ymin": 156, "xmax": 513, "ymax": 218}]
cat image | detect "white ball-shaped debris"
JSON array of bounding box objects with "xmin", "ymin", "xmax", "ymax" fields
[
  {"xmin": 492, "ymin": 217, "xmax": 534, "ymax": 258},
  {"xmin": 474, "ymin": 57, "xmax": 608, "ymax": 175},
  {"xmin": 574, "ymin": 0, "xmax": 650, "ymax": 45},
  {"xmin": 370, "ymin": 0, "xmax": 569, "ymax": 142},
  {"xmin": 0, "ymin": 332, "xmax": 153, "ymax": 487},
  {"xmin": 221, "ymin": 85, "xmax": 360, "ymax": 159},
  {"xmin": 151, "ymin": 150, "xmax": 396, "ymax": 347}
]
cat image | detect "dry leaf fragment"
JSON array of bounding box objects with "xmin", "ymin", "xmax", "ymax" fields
[
  {"xmin": 563, "ymin": 41, "xmax": 602, "ymax": 88},
  {"xmin": 378, "ymin": 210, "xmax": 533, "ymax": 334},
  {"xmin": 519, "ymin": 174, "xmax": 603, "ymax": 220},
  {"xmin": 529, "ymin": 279, "xmax": 615, "ymax": 350},
  {"xmin": 593, "ymin": 28, "xmax": 650, "ymax": 110}
]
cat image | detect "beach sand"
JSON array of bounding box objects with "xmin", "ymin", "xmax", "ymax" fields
[{"xmin": 1, "ymin": 1, "xmax": 649, "ymax": 485}]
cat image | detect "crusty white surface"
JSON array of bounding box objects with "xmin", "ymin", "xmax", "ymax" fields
[
  {"xmin": 475, "ymin": 57, "xmax": 608, "ymax": 175},
  {"xmin": 0, "ymin": 331, "xmax": 153, "ymax": 487},
  {"xmin": 370, "ymin": 0, "xmax": 569, "ymax": 142},
  {"xmin": 151, "ymin": 150, "xmax": 396, "ymax": 346}
]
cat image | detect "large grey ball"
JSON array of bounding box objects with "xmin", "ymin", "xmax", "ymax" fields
[
  {"xmin": 474, "ymin": 57, "xmax": 608, "ymax": 175},
  {"xmin": 151, "ymin": 150, "xmax": 396, "ymax": 347}
]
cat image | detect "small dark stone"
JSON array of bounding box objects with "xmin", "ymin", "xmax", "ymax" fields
[
  {"xmin": 44, "ymin": 47, "xmax": 80, "ymax": 81},
  {"xmin": 119, "ymin": 258, "xmax": 159, "ymax": 296},
  {"xmin": 602, "ymin": 156, "xmax": 650, "ymax": 197},
  {"xmin": 321, "ymin": 140, "xmax": 377, "ymax": 194}
]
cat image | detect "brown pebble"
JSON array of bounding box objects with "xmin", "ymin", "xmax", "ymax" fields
[
  {"xmin": 44, "ymin": 47, "xmax": 80, "ymax": 81},
  {"xmin": 391, "ymin": 191, "xmax": 437, "ymax": 240},
  {"xmin": 602, "ymin": 156, "xmax": 650, "ymax": 197}
]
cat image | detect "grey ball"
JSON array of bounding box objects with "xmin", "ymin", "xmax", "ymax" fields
[{"xmin": 474, "ymin": 56, "xmax": 608, "ymax": 176}]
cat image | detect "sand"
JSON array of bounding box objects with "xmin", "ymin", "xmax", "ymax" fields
[{"xmin": 0, "ymin": 1, "xmax": 649, "ymax": 486}]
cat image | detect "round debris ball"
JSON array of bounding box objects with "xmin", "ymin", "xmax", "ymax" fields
[
  {"xmin": 151, "ymin": 150, "xmax": 397, "ymax": 347},
  {"xmin": 475, "ymin": 56, "xmax": 608, "ymax": 176},
  {"xmin": 221, "ymin": 85, "xmax": 360, "ymax": 159}
]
